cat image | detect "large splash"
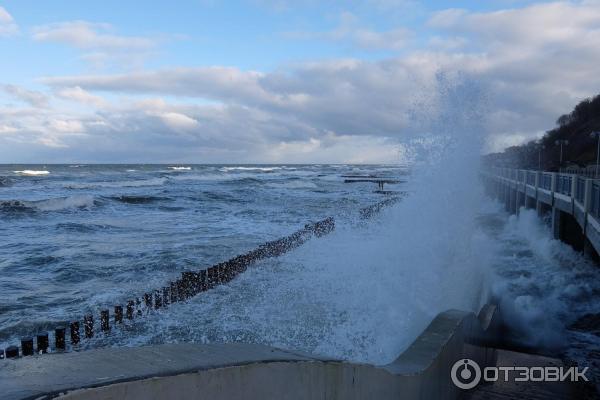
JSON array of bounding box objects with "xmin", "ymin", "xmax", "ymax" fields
[
  {"xmin": 490, "ymin": 207, "xmax": 600, "ymax": 349},
  {"xmin": 97, "ymin": 75, "xmax": 498, "ymax": 365},
  {"xmin": 0, "ymin": 75, "xmax": 506, "ymax": 366}
]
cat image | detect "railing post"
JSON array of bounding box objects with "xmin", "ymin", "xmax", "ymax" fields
[{"xmin": 584, "ymin": 179, "xmax": 593, "ymax": 213}]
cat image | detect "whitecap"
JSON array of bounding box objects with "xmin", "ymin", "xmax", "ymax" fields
[
  {"xmin": 26, "ymin": 195, "xmax": 96, "ymax": 211},
  {"xmin": 219, "ymin": 166, "xmax": 281, "ymax": 172},
  {"xmin": 13, "ymin": 170, "xmax": 50, "ymax": 176}
]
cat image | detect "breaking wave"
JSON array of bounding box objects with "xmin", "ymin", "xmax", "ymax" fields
[
  {"xmin": 13, "ymin": 170, "xmax": 50, "ymax": 176},
  {"xmin": 0, "ymin": 195, "xmax": 96, "ymax": 213},
  {"xmin": 220, "ymin": 166, "xmax": 281, "ymax": 172},
  {"xmin": 66, "ymin": 177, "xmax": 167, "ymax": 189},
  {"xmin": 110, "ymin": 195, "xmax": 172, "ymax": 204}
]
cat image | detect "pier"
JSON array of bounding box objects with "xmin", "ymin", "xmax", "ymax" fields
[{"xmin": 482, "ymin": 168, "xmax": 600, "ymax": 259}]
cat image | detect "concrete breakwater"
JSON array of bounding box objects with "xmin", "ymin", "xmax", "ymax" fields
[
  {"xmin": 0, "ymin": 197, "xmax": 400, "ymax": 361},
  {"xmin": 482, "ymin": 168, "xmax": 600, "ymax": 259}
]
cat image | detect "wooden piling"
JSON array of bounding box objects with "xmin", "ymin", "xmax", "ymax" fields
[
  {"xmin": 70, "ymin": 322, "xmax": 80, "ymax": 345},
  {"xmin": 84, "ymin": 315, "xmax": 94, "ymax": 338},
  {"xmin": 55, "ymin": 328, "xmax": 66, "ymax": 350},
  {"xmin": 100, "ymin": 310, "xmax": 110, "ymax": 332},
  {"xmin": 114, "ymin": 305, "xmax": 123, "ymax": 324},
  {"xmin": 21, "ymin": 338, "xmax": 33, "ymax": 356},
  {"xmin": 36, "ymin": 333, "xmax": 49, "ymax": 353}
]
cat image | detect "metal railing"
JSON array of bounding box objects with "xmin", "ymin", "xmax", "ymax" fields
[
  {"xmin": 540, "ymin": 173, "xmax": 552, "ymax": 190},
  {"xmin": 556, "ymin": 175, "xmax": 573, "ymax": 196},
  {"xmin": 575, "ymin": 177, "xmax": 586, "ymax": 204},
  {"xmin": 517, "ymin": 170, "xmax": 525, "ymax": 183},
  {"xmin": 526, "ymin": 171, "xmax": 536, "ymax": 186},
  {"xmin": 592, "ymin": 182, "xmax": 600, "ymax": 219}
]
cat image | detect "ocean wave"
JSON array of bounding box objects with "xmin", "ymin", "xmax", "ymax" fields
[
  {"xmin": 56, "ymin": 222, "xmax": 121, "ymax": 233},
  {"xmin": 0, "ymin": 177, "xmax": 12, "ymax": 187},
  {"xmin": 0, "ymin": 200, "xmax": 33, "ymax": 213},
  {"xmin": 219, "ymin": 167, "xmax": 281, "ymax": 172},
  {"xmin": 267, "ymin": 180, "xmax": 318, "ymax": 189},
  {"xmin": 110, "ymin": 195, "xmax": 172, "ymax": 204},
  {"xmin": 13, "ymin": 170, "xmax": 50, "ymax": 176},
  {"xmin": 227, "ymin": 177, "xmax": 264, "ymax": 185},
  {"xmin": 0, "ymin": 195, "xmax": 96, "ymax": 213},
  {"xmin": 168, "ymin": 166, "xmax": 192, "ymax": 170},
  {"xmin": 66, "ymin": 177, "xmax": 167, "ymax": 189}
]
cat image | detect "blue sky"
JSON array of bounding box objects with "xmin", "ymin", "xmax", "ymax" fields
[{"xmin": 0, "ymin": 0, "xmax": 599, "ymax": 163}]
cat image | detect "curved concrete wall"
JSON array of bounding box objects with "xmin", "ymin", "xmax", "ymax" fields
[{"xmin": 0, "ymin": 304, "xmax": 502, "ymax": 400}]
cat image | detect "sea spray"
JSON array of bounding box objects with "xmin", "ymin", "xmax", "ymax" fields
[
  {"xmin": 90, "ymin": 75, "xmax": 499, "ymax": 364},
  {"xmin": 0, "ymin": 77, "xmax": 500, "ymax": 364},
  {"xmin": 490, "ymin": 207, "xmax": 600, "ymax": 349}
]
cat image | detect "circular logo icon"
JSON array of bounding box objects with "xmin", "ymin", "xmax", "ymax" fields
[{"xmin": 451, "ymin": 358, "xmax": 481, "ymax": 390}]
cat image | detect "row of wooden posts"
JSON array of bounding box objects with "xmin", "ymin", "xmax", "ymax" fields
[{"xmin": 1, "ymin": 197, "xmax": 399, "ymax": 360}]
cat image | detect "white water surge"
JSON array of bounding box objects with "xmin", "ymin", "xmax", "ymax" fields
[{"xmin": 99, "ymin": 78, "xmax": 498, "ymax": 365}]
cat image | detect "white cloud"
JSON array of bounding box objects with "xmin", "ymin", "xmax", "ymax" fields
[
  {"xmin": 47, "ymin": 118, "xmax": 85, "ymax": 133},
  {"xmin": 427, "ymin": 8, "xmax": 468, "ymax": 29},
  {"xmin": 3, "ymin": 1, "xmax": 600, "ymax": 161},
  {"xmin": 2, "ymin": 85, "xmax": 48, "ymax": 107},
  {"xmin": 32, "ymin": 21, "xmax": 155, "ymax": 50},
  {"xmin": 31, "ymin": 21, "xmax": 165, "ymax": 68},
  {"xmin": 0, "ymin": 7, "xmax": 18, "ymax": 37},
  {"xmin": 286, "ymin": 11, "xmax": 412, "ymax": 51},
  {"xmin": 55, "ymin": 86, "xmax": 107, "ymax": 107}
]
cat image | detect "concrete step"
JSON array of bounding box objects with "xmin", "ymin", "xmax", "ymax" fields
[{"xmin": 461, "ymin": 350, "xmax": 584, "ymax": 400}]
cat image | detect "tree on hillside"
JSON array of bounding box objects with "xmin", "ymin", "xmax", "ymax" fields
[{"xmin": 485, "ymin": 94, "xmax": 600, "ymax": 171}]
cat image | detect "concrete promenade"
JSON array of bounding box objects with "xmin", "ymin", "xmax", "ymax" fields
[{"xmin": 483, "ymin": 168, "xmax": 600, "ymax": 258}]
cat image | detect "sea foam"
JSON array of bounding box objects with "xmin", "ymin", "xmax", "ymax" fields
[{"xmin": 13, "ymin": 170, "xmax": 50, "ymax": 176}]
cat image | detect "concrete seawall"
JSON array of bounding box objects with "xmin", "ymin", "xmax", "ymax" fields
[{"xmin": 0, "ymin": 304, "xmax": 501, "ymax": 400}]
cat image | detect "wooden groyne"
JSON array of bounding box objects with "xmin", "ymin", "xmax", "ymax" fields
[{"xmin": 0, "ymin": 197, "xmax": 400, "ymax": 360}]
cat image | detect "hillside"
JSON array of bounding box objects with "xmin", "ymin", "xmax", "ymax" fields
[{"xmin": 485, "ymin": 93, "xmax": 600, "ymax": 171}]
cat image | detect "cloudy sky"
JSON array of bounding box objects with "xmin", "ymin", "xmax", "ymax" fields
[{"xmin": 1, "ymin": 0, "xmax": 599, "ymax": 163}]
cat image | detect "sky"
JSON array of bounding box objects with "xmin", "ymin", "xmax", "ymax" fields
[{"xmin": 0, "ymin": 0, "xmax": 599, "ymax": 163}]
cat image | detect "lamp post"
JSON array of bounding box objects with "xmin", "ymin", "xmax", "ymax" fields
[
  {"xmin": 555, "ymin": 139, "xmax": 569, "ymax": 170},
  {"xmin": 538, "ymin": 144, "xmax": 545, "ymax": 171},
  {"xmin": 591, "ymin": 131, "xmax": 600, "ymax": 178}
]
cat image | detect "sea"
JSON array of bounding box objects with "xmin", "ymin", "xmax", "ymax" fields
[{"xmin": 0, "ymin": 164, "xmax": 599, "ymax": 385}]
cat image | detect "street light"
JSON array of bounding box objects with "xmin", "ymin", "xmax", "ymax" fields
[
  {"xmin": 591, "ymin": 131, "xmax": 600, "ymax": 178},
  {"xmin": 555, "ymin": 139, "xmax": 569, "ymax": 169}
]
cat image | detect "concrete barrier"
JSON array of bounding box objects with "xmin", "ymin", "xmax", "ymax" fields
[{"xmin": 0, "ymin": 304, "xmax": 501, "ymax": 400}]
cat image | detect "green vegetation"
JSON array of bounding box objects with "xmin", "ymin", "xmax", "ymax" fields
[{"xmin": 486, "ymin": 93, "xmax": 600, "ymax": 171}]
